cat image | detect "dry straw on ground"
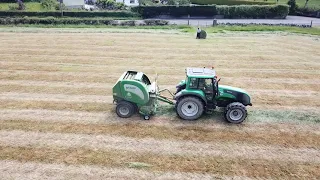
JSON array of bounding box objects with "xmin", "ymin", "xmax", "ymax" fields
[{"xmin": 0, "ymin": 29, "xmax": 319, "ymax": 179}]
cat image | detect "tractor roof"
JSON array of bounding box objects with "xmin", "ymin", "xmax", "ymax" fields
[{"xmin": 186, "ymin": 67, "xmax": 216, "ymax": 78}]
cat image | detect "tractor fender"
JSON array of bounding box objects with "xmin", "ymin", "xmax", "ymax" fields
[
  {"xmin": 216, "ymin": 92, "xmax": 252, "ymax": 107},
  {"xmin": 223, "ymin": 90, "xmax": 252, "ymax": 106},
  {"xmin": 174, "ymin": 91, "xmax": 207, "ymax": 105}
]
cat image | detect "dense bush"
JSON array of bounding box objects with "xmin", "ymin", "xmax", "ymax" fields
[
  {"xmin": 55, "ymin": 3, "xmax": 66, "ymax": 11},
  {"xmin": 132, "ymin": 5, "xmax": 218, "ymax": 18},
  {"xmin": 0, "ymin": 17, "xmax": 117, "ymax": 25},
  {"xmin": 95, "ymin": 0, "xmax": 125, "ymax": 10},
  {"xmin": 287, "ymin": 0, "xmax": 298, "ymax": 14},
  {"xmin": 217, "ymin": 5, "xmax": 289, "ymax": 19},
  {"xmin": 0, "ymin": 17, "xmax": 170, "ymax": 26},
  {"xmin": 41, "ymin": 0, "xmax": 58, "ymax": 10},
  {"xmin": 190, "ymin": 0, "xmax": 274, "ymax": 5},
  {"xmin": 1, "ymin": 0, "xmax": 41, "ymax": 2},
  {"xmin": 8, "ymin": 4, "xmax": 19, "ymax": 11},
  {"xmin": 0, "ymin": 11, "xmax": 140, "ymax": 18},
  {"xmin": 96, "ymin": 0, "xmax": 115, "ymax": 9},
  {"xmin": 167, "ymin": 0, "xmax": 190, "ymax": 5},
  {"xmin": 139, "ymin": 0, "xmax": 157, "ymax": 6},
  {"xmin": 132, "ymin": 5, "xmax": 289, "ymax": 19},
  {"xmin": 7, "ymin": 0, "xmax": 25, "ymax": 11},
  {"xmin": 115, "ymin": 2, "xmax": 125, "ymax": 10},
  {"xmin": 296, "ymin": 7, "xmax": 320, "ymax": 18}
]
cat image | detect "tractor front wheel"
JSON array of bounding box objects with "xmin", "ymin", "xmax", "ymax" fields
[
  {"xmin": 116, "ymin": 101, "xmax": 136, "ymax": 118},
  {"xmin": 176, "ymin": 97, "xmax": 204, "ymax": 120},
  {"xmin": 224, "ymin": 102, "xmax": 247, "ymax": 124}
]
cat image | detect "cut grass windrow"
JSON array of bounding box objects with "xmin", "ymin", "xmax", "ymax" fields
[
  {"xmin": 0, "ymin": 120, "xmax": 319, "ymax": 149},
  {"xmin": 2, "ymin": 60, "xmax": 320, "ymax": 72},
  {"xmin": 0, "ymin": 146, "xmax": 319, "ymax": 178},
  {"xmin": 0, "ymin": 160, "xmax": 234, "ymax": 180},
  {"xmin": 0, "ymin": 99, "xmax": 110, "ymax": 112},
  {"xmin": 1, "ymin": 108, "xmax": 320, "ymax": 130},
  {"xmin": 2, "ymin": 70, "xmax": 320, "ymax": 84},
  {"xmin": 2, "ymin": 53, "xmax": 319, "ymax": 65},
  {"xmin": 2, "ymin": 130, "xmax": 319, "ymax": 163}
]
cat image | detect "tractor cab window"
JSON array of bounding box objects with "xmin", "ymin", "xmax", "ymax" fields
[
  {"xmin": 198, "ymin": 78, "xmax": 205, "ymax": 89},
  {"xmin": 205, "ymin": 78, "xmax": 213, "ymax": 88},
  {"xmin": 189, "ymin": 78, "xmax": 198, "ymax": 89},
  {"xmin": 199, "ymin": 78, "xmax": 213, "ymax": 91}
]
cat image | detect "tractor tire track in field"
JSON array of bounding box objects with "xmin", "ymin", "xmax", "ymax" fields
[
  {"xmin": 1, "ymin": 109, "xmax": 320, "ymax": 134},
  {"xmin": 1, "ymin": 92, "xmax": 320, "ymax": 109},
  {"xmin": 1, "ymin": 80, "xmax": 320, "ymax": 98},
  {"xmin": 2, "ymin": 71, "xmax": 320, "ymax": 93},
  {"xmin": 0, "ymin": 31, "xmax": 319, "ymax": 178}
]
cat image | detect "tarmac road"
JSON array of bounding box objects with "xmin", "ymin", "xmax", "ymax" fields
[{"xmin": 145, "ymin": 16, "xmax": 320, "ymax": 27}]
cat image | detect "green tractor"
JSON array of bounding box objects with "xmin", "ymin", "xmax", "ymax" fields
[{"xmin": 112, "ymin": 67, "xmax": 252, "ymax": 123}]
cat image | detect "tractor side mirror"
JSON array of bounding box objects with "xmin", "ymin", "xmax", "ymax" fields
[{"xmin": 216, "ymin": 78, "xmax": 220, "ymax": 96}]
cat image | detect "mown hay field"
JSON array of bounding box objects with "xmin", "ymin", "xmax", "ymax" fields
[{"xmin": 0, "ymin": 28, "xmax": 319, "ymax": 179}]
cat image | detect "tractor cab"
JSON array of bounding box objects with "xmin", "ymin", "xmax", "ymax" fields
[
  {"xmin": 175, "ymin": 67, "xmax": 219, "ymax": 113},
  {"xmin": 186, "ymin": 67, "xmax": 218, "ymax": 99}
]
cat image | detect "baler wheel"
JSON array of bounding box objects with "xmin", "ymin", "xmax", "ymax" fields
[{"xmin": 116, "ymin": 101, "xmax": 136, "ymax": 118}]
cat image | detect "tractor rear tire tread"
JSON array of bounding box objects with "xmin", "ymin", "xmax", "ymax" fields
[
  {"xmin": 224, "ymin": 102, "xmax": 247, "ymax": 124},
  {"xmin": 176, "ymin": 96, "xmax": 204, "ymax": 121}
]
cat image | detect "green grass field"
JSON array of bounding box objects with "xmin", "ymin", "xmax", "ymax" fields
[
  {"xmin": 0, "ymin": 2, "xmax": 42, "ymax": 11},
  {"xmin": 278, "ymin": 0, "xmax": 319, "ymax": 8},
  {"xmin": 1, "ymin": 24, "xmax": 319, "ymax": 36}
]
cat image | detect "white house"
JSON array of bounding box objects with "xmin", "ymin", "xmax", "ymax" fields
[
  {"xmin": 63, "ymin": 0, "xmax": 85, "ymax": 8},
  {"xmin": 116, "ymin": 0, "xmax": 139, "ymax": 6}
]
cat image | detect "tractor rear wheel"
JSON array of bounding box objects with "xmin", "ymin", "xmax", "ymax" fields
[
  {"xmin": 116, "ymin": 101, "xmax": 135, "ymax": 118},
  {"xmin": 224, "ymin": 102, "xmax": 247, "ymax": 124},
  {"xmin": 176, "ymin": 96, "xmax": 204, "ymax": 120}
]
